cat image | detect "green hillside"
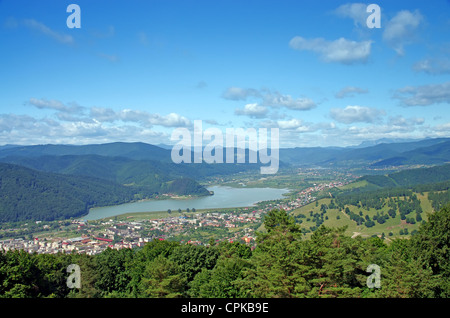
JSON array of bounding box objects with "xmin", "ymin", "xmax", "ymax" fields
[
  {"xmin": 291, "ymin": 192, "xmax": 433, "ymax": 240},
  {"xmin": 0, "ymin": 163, "xmax": 143, "ymax": 222},
  {"xmin": 0, "ymin": 154, "xmax": 261, "ymax": 191},
  {"xmin": 279, "ymin": 138, "xmax": 450, "ymax": 166},
  {"xmin": 161, "ymin": 177, "xmax": 212, "ymax": 196},
  {"xmin": 0, "ymin": 163, "xmax": 209, "ymax": 222},
  {"xmin": 292, "ymin": 163, "xmax": 450, "ymax": 239},
  {"xmin": 0, "ymin": 142, "xmax": 172, "ymax": 162},
  {"xmin": 372, "ymin": 140, "xmax": 450, "ymax": 166},
  {"xmin": 360, "ymin": 163, "xmax": 450, "ymax": 189}
]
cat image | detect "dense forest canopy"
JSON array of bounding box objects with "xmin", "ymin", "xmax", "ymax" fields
[
  {"xmin": 360, "ymin": 163, "xmax": 450, "ymax": 189},
  {"xmin": 1, "ymin": 205, "xmax": 449, "ymax": 298},
  {"xmin": 0, "ymin": 163, "xmax": 209, "ymax": 222}
]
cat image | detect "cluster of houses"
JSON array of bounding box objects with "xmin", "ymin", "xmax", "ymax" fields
[
  {"xmin": 0, "ymin": 234, "xmax": 151, "ymax": 255},
  {"xmin": 0, "ymin": 211, "xmax": 264, "ymax": 254},
  {"xmin": 1, "ymin": 180, "xmax": 350, "ymax": 255},
  {"xmin": 261, "ymin": 181, "xmax": 346, "ymax": 213},
  {"xmin": 148, "ymin": 211, "xmax": 262, "ymax": 230},
  {"xmin": 145, "ymin": 211, "xmax": 262, "ymax": 244}
]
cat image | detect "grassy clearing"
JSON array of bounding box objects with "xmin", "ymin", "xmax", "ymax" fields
[
  {"xmin": 339, "ymin": 180, "xmax": 369, "ymax": 190},
  {"xmin": 290, "ymin": 193, "xmax": 434, "ymax": 240}
]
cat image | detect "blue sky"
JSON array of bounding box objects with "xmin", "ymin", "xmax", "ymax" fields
[{"xmin": 1, "ymin": 0, "xmax": 450, "ymax": 147}]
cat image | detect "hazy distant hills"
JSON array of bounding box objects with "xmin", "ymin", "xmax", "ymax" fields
[
  {"xmin": 0, "ymin": 142, "xmax": 172, "ymax": 162},
  {"xmin": 1, "ymin": 137, "xmax": 450, "ymax": 171},
  {"xmin": 371, "ymin": 140, "xmax": 450, "ymax": 166},
  {"xmin": 279, "ymin": 138, "xmax": 450, "ymax": 167}
]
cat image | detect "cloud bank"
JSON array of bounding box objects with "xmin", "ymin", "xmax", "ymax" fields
[{"xmin": 289, "ymin": 36, "xmax": 372, "ymax": 64}]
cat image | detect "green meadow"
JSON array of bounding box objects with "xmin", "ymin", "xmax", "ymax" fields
[{"xmin": 290, "ymin": 194, "xmax": 433, "ymax": 240}]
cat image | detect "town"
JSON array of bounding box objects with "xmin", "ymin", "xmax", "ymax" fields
[{"xmin": 0, "ymin": 178, "xmax": 350, "ymax": 255}]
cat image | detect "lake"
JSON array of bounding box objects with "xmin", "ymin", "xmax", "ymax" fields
[{"xmin": 82, "ymin": 186, "xmax": 290, "ymax": 221}]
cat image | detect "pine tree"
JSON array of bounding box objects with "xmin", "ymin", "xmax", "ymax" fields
[
  {"xmin": 139, "ymin": 255, "xmax": 185, "ymax": 298},
  {"xmin": 237, "ymin": 210, "xmax": 309, "ymax": 297},
  {"xmin": 410, "ymin": 204, "xmax": 450, "ymax": 297}
]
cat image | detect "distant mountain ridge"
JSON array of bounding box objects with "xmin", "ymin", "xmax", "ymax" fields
[
  {"xmin": 0, "ymin": 142, "xmax": 172, "ymax": 162},
  {"xmin": 2, "ymin": 138, "xmax": 450, "ymax": 169},
  {"xmin": 371, "ymin": 140, "xmax": 450, "ymax": 166},
  {"xmin": 351, "ymin": 137, "xmax": 427, "ymax": 148},
  {"xmin": 279, "ymin": 137, "xmax": 450, "ymax": 167}
]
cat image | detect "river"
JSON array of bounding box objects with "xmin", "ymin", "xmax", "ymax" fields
[{"xmin": 82, "ymin": 186, "xmax": 289, "ymax": 221}]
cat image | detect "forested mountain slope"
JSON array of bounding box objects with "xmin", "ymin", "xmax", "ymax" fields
[
  {"xmin": 0, "ymin": 163, "xmax": 209, "ymax": 222},
  {"xmin": 0, "ymin": 163, "xmax": 142, "ymax": 222}
]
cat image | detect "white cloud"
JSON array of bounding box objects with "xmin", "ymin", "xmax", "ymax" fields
[
  {"xmin": 289, "ymin": 36, "xmax": 372, "ymax": 64},
  {"xmin": 393, "ymin": 82, "xmax": 450, "ymax": 106},
  {"xmin": 0, "ymin": 105, "xmax": 186, "ymax": 145},
  {"xmin": 222, "ymin": 87, "xmax": 260, "ymax": 100},
  {"xmin": 334, "ymin": 3, "xmax": 369, "ymax": 27},
  {"xmin": 388, "ymin": 115, "xmax": 425, "ymax": 128},
  {"xmin": 276, "ymin": 119, "xmax": 312, "ymax": 132},
  {"xmin": 413, "ymin": 58, "xmax": 450, "ymax": 75},
  {"xmin": 335, "ymin": 86, "xmax": 368, "ymax": 99},
  {"xmin": 383, "ymin": 10, "xmax": 423, "ymax": 56},
  {"xmin": 8, "ymin": 98, "xmax": 196, "ymax": 144},
  {"xmin": 29, "ymin": 98, "xmax": 84, "ymax": 114},
  {"xmin": 154, "ymin": 112, "xmax": 191, "ymax": 128},
  {"xmin": 89, "ymin": 107, "xmax": 117, "ymax": 122},
  {"xmin": 277, "ymin": 118, "xmax": 303, "ymax": 130},
  {"xmin": 23, "ymin": 19, "xmax": 74, "ymax": 45},
  {"xmin": 55, "ymin": 112, "xmax": 94, "ymax": 123},
  {"xmin": 262, "ymin": 92, "xmax": 317, "ymax": 111},
  {"xmin": 435, "ymin": 122, "xmax": 450, "ymax": 132},
  {"xmin": 0, "ymin": 114, "xmax": 37, "ymax": 133},
  {"xmin": 234, "ymin": 103, "xmax": 269, "ymax": 118},
  {"xmin": 92, "ymin": 108, "xmax": 192, "ymax": 128},
  {"xmin": 330, "ymin": 105, "xmax": 386, "ymax": 124},
  {"xmin": 223, "ymin": 87, "xmax": 317, "ymax": 112}
]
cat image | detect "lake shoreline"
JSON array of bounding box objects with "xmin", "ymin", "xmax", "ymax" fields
[{"xmin": 82, "ymin": 186, "xmax": 290, "ymax": 221}]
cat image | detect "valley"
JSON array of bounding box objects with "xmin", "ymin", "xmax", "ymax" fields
[
  {"xmin": 1, "ymin": 138, "xmax": 450, "ymax": 252},
  {"xmin": 2, "ymin": 0, "xmax": 450, "ymax": 300},
  {"xmin": 0, "ymin": 167, "xmax": 350, "ymax": 253}
]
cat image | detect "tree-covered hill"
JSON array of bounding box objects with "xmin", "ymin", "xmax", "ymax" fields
[
  {"xmin": 0, "ymin": 153, "xmax": 260, "ymax": 189},
  {"xmin": 360, "ymin": 163, "xmax": 450, "ymax": 189},
  {"xmin": 279, "ymin": 137, "xmax": 450, "ymax": 166},
  {"xmin": 161, "ymin": 177, "xmax": 212, "ymax": 196},
  {"xmin": 2, "ymin": 138, "xmax": 450, "ymax": 175},
  {"xmin": 289, "ymin": 163, "xmax": 450, "ymax": 239},
  {"xmin": 0, "ymin": 163, "xmax": 144, "ymax": 222},
  {"xmin": 0, "ymin": 142, "xmax": 173, "ymax": 162},
  {"xmin": 372, "ymin": 140, "xmax": 450, "ymax": 166},
  {"xmin": 0, "ymin": 163, "xmax": 209, "ymax": 222}
]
